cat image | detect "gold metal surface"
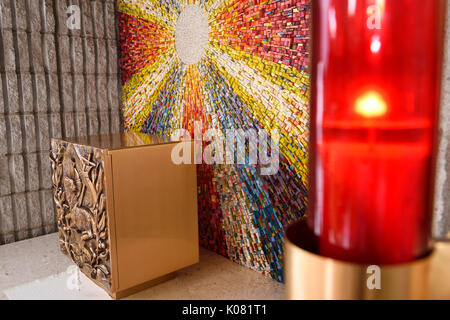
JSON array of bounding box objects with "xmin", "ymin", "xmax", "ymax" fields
[
  {"xmin": 62, "ymin": 132, "xmax": 178, "ymax": 151},
  {"xmin": 430, "ymin": 241, "xmax": 450, "ymax": 299},
  {"xmin": 109, "ymin": 141, "xmax": 198, "ymax": 292},
  {"xmin": 50, "ymin": 133, "xmax": 198, "ymax": 299},
  {"xmin": 104, "ymin": 153, "xmax": 119, "ymax": 293},
  {"xmin": 50, "ymin": 140, "xmax": 112, "ymax": 293},
  {"xmin": 285, "ymin": 219, "xmax": 432, "ymax": 300},
  {"xmin": 112, "ymin": 272, "xmax": 176, "ymax": 300}
]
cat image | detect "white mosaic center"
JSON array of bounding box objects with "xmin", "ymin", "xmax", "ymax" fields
[{"xmin": 175, "ymin": 4, "xmax": 209, "ymax": 65}]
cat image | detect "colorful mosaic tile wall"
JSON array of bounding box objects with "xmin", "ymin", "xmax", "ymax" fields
[{"xmin": 117, "ymin": 0, "xmax": 310, "ymax": 281}]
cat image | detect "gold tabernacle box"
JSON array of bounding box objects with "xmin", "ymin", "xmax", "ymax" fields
[{"xmin": 50, "ymin": 132, "xmax": 198, "ymax": 299}]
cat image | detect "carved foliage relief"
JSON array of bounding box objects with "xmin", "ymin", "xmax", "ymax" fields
[{"xmin": 50, "ymin": 140, "xmax": 111, "ymax": 291}]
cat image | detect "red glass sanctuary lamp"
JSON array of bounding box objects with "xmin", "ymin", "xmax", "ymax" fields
[{"xmin": 308, "ymin": 0, "xmax": 447, "ymax": 265}]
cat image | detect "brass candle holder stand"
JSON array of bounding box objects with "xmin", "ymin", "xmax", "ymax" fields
[{"xmin": 284, "ymin": 219, "xmax": 434, "ymax": 300}]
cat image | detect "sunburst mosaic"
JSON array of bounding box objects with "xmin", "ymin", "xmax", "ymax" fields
[{"xmin": 118, "ymin": 0, "xmax": 310, "ymax": 281}]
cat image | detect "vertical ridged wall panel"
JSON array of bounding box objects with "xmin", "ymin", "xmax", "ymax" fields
[
  {"xmin": 435, "ymin": 2, "xmax": 450, "ymax": 240},
  {"xmin": 0, "ymin": 0, "xmax": 122, "ymax": 244}
]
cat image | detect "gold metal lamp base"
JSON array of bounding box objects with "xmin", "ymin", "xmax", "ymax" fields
[{"xmin": 285, "ymin": 220, "xmax": 433, "ymax": 300}]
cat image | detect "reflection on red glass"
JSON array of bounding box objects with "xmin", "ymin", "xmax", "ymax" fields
[{"xmin": 308, "ymin": 0, "xmax": 446, "ymax": 264}]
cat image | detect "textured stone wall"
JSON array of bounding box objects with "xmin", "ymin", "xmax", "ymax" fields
[
  {"xmin": 434, "ymin": 5, "xmax": 450, "ymax": 240},
  {"xmin": 0, "ymin": 0, "xmax": 121, "ymax": 244}
]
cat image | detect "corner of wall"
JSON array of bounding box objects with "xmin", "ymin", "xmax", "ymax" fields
[{"xmin": 434, "ymin": 2, "xmax": 450, "ymax": 239}]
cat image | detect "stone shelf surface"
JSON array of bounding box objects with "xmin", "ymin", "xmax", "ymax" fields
[{"xmin": 0, "ymin": 233, "xmax": 284, "ymax": 300}]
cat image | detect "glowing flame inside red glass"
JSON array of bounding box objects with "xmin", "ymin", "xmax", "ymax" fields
[{"xmin": 308, "ymin": 0, "xmax": 446, "ymax": 264}]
